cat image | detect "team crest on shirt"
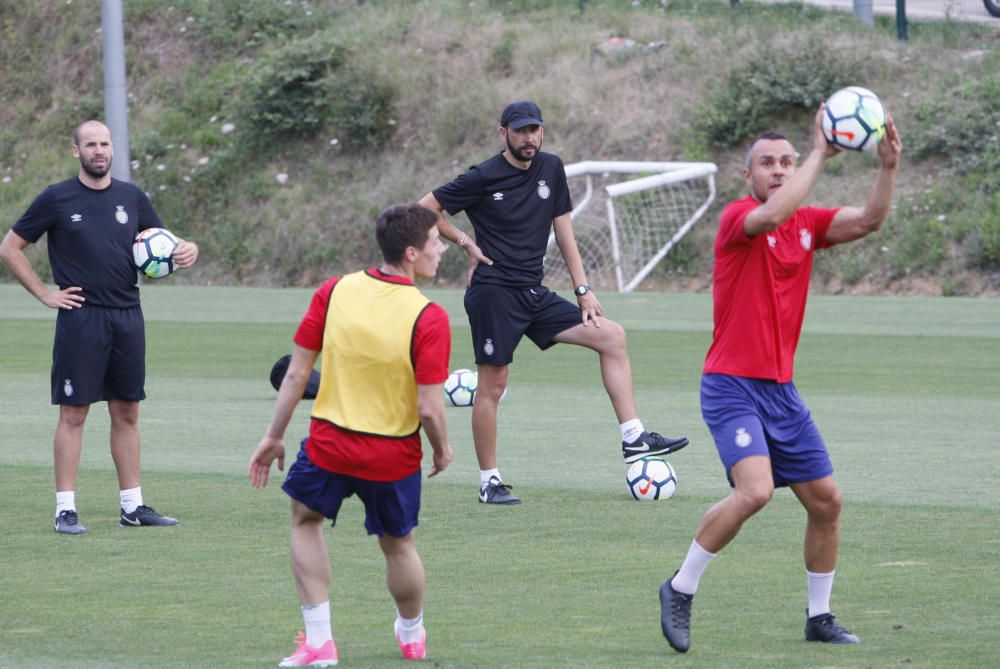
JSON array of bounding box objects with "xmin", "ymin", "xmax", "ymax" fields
[
  {"xmin": 734, "ymin": 427, "xmax": 752, "ymax": 448},
  {"xmin": 536, "ymin": 180, "xmax": 550, "ymax": 200},
  {"xmin": 492, "ymin": 192, "xmax": 504, "ymax": 201},
  {"xmin": 115, "ymin": 206, "xmax": 129, "ymax": 225},
  {"xmin": 767, "ymin": 235, "xmax": 777, "ymax": 248},
  {"xmin": 70, "ymin": 214, "xmax": 82, "ymax": 223},
  {"xmin": 800, "ymin": 228, "xmax": 812, "ymax": 251},
  {"xmin": 483, "ymin": 338, "xmax": 495, "ymax": 356}
]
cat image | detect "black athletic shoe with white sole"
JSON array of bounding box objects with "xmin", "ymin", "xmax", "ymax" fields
[
  {"xmin": 623, "ymin": 431, "xmax": 689, "ymax": 463},
  {"xmin": 660, "ymin": 574, "xmax": 693, "ymax": 653},
  {"xmin": 478, "ymin": 476, "xmax": 520, "ymax": 505},
  {"xmin": 805, "ymin": 611, "xmax": 860, "ymax": 644},
  {"xmin": 120, "ymin": 505, "xmax": 180, "ymax": 527},
  {"xmin": 55, "ymin": 510, "xmax": 87, "ymax": 535}
]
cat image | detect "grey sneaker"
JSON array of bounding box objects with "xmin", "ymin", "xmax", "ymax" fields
[
  {"xmin": 623, "ymin": 431, "xmax": 689, "ymax": 463},
  {"xmin": 55, "ymin": 510, "xmax": 87, "ymax": 535},
  {"xmin": 660, "ymin": 574, "xmax": 693, "ymax": 653},
  {"xmin": 805, "ymin": 611, "xmax": 860, "ymax": 644},
  {"xmin": 120, "ymin": 505, "xmax": 180, "ymax": 527},
  {"xmin": 478, "ymin": 476, "xmax": 520, "ymax": 505}
]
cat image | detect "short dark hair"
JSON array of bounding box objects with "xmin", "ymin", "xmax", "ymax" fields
[
  {"xmin": 375, "ymin": 203, "xmax": 438, "ymax": 264},
  {"xmin": 745, "ymin": 131, "xmax": 791, "ymax": 168}
]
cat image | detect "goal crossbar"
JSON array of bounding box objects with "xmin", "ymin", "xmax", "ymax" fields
[{"xmin": 546, "ymin": 160, "xmax": 717, "ymax": 292}]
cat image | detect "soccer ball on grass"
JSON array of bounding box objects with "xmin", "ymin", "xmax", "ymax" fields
[
  {"xmin": 821, "ymin": 86, "xmax": 886, "ymax": 153},
  {"xmin": 443, "ymin": 368, "xmax": 507, "ymax": 407},
  {"xmin": 133, "ymin": 227, "xmax": 180, "ymax": 279},
  {"xmin": 444, "ymin": 369, "xmax": 478, "ymax": 407},
  {"xmin": 626, "ymin": 457, "xmax": 678, "ymax": 501}
]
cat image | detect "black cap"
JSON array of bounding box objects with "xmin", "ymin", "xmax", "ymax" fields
[{"xmin": 500, "ymin": 100, "xmax": 544, "ymax": 129}]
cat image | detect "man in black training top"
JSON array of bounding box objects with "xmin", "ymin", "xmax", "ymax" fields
[
  {"xmin": 0, "ymin": 120, "xmax": 199, "ymax": 534},
  {"xmin": 419, "ymin": 101, "xmax": 688, "ymax": 505}
]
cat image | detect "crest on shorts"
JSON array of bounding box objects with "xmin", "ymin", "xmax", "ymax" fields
[
  {"xmin": 63, "ymin": 379, "xmax": 74, "ymax": 398},
  {"xmin": 734, "ymin": 427, "xmax": 752, "ymax": 448},
  {"xmin": 115, "ymin": 206, "xmax": 129, "ymax": 225},
  {"xmin": 800, "ymin": 228, "xmax": 812, "ymax": 251},
  {"xmin": 483, "ymin": 338, "xmax": 495, "ymax": 356},
  {"xmin": 536, "ymin": 180, "xmax": 550, "ymax": 200}
]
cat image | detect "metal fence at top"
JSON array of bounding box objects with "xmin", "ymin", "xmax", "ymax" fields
[{"xmin": 739, "ymin": 1, "xmax": 1000, "ymax": 36}]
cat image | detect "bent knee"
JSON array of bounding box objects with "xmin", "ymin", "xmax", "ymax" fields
[{"xmin": 735, "ymin": 486, "xmax": 774, "ymax": 516}]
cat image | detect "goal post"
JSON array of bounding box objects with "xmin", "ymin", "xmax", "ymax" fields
[{"xmin": 545, "ymin": 160, "xmax": 717, "ymax": 292}]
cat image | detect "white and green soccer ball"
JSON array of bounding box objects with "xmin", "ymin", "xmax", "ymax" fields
[
  {"xmin": 821, "ymin": 86, "xmax": 887, "ymax": 152},
  {"xmin": 444, "ymin": 368, "xmax": 477, "ymax": 407},
  {"xmin": 133, "ymin": 227, "xmax": 179, "ymax": 279},
  {"xmin": 626, "ymin": 457, "xmax": 678, "ymax": 501},
  {"xmin": 443, "ymin": 368, "xmax": 507, "ymax": 407}
]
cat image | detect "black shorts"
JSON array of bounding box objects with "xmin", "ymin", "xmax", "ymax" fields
[
  {"xmin": 51, "ymin": 305, "xmax": 146, "ymax": 405},
  {"xmin": 464, "ymin": 283, "xmax": 583, "ymax": 366}
]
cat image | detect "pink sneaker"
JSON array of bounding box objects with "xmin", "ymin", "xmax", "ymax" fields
[
  {"xmin": 394, "ymin": 620, "xmax": 427, "ymax": 660},
  {"xmin": 278, "ymin": 631, "xmax": 338, "ymax": 667}
]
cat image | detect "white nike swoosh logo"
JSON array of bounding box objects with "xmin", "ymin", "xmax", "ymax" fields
[
  {"xmin": 624, "ymin": 443, "xmax": 650, "ymax": 452},
  {"xmin": 121, "ymin": 514, "xmax": 141, "ymax": 526}
]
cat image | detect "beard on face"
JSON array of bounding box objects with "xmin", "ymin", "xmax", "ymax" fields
[
  {"xmin": 80, "ymin": 154, "xmax": 111, "ymax": 179},
  {"xmin": 505, "ymin": 133, "xmax": 539, "ymax": 163}
]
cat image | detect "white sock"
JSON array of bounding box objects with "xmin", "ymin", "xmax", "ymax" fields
[
  {"xmin": 56, "ymin": 490, "xmax": 76, "ymax": 517},
  {"xmin": 807, "ymin": 570, "xmax": 835, "ymax": 618},
  {"xmin": 620, "ymin": 419, "xmax": 645, "ymax": 443},
  {"xmin": 302, "ymin": 601, "xmax": 333, "ymax": 647},
  {"xmin": 671, "ymin": 540, "xmax": 717, "ymax": 595},
  {"xmin": 480, "ymin": 469, "xmax": 501, "ymax": 487},
  {"xmin": 120, "ymin": 487, "xmax": 143, "ymax": 514},
  {"xmin": 395, "ymin": 609, "xmax": 425, "ymax": 644}
]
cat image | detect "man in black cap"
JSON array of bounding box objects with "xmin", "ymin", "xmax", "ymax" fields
[{"xmin": 419, "ymin": 101, "xmax": 688, "ymax": 505}]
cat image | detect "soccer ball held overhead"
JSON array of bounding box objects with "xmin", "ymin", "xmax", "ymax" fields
[{"xmin": 821, "ymin": 86, "xmax": 887, "ymax": 153}]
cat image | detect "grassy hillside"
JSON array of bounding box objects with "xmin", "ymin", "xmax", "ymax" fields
[{"xmin": 1, "ymin": 0, "xmax": 998, "ymax": 294}]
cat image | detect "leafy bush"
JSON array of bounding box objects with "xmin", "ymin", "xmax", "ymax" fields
[
  {"xmin": 236, "ymin": 32, "xmax": 396, "ymax": 152},
  {"xmin": 908, "ymin": 78, "xmax": 1000, "ymax": 194},
  {"xmin": 693, "ymin": 36, "xmax": 864, "ymax": 147}
]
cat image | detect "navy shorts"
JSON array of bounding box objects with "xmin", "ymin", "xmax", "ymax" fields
[
  {"xmin": 464, "ymin": 283, "xmax": 583, "ymax": 365},
  {"xmin": 700, "ymin": 374, "xmax": 833, "ymax": 487},
  {"xmin": 281, "ymin": 441, "xmax": 421, "ymax": 537},
  {"xmin": 51, "ymin": 305, "xmax": 146, "ymax": 405}
]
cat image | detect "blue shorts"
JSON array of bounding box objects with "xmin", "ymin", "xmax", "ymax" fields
[
  {"xmin": 700, "ymin": 374, "xmax": 833, "ymax": 488},
  {"xmin": 52, "ymin": 305, "xmax": 146, "ymax": 405},
  {"xmin": 464, "ymin": 283, "xmax": 583, "ymax": 365},
  {"xmin": 281, "ymin": 442, "xmax": 421, "ymax": 537}
]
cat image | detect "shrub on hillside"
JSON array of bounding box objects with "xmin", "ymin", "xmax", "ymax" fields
[
  {"xmin": 693, "ymin": 37, "xmax": 863, "ymax": 147},
  {"xmin": 909, "ymin": 78, "xmax": 1000, "ymax": 194},
  {"xmin": 237, "ymin": 32, "xmax": 396, "ymax": 151}
]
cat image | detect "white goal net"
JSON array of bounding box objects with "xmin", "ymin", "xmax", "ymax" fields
[{"xmin": 544, "ymin": 161, "xmax": 717, "ymax": 293}]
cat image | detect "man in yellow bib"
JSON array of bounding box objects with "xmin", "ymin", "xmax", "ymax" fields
[{"xmin": 248, "ymin": 203, "xmax": 453, "ymax": 666}]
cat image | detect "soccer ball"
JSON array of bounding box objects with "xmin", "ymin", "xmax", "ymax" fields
[
  {"xmin": 133, "ymin": 228, "xmax": 179, "ymax": 279},
  {"xmin": 626, "ymin": 457, "xmax": 678, "ymax": 501},
  {"xmin": 821, "ymin": 86, "xmax": 887, "ymax": 153},
  {"xmin": 444, "ymin": 368, "xmax": 477, "ymax": 407}
]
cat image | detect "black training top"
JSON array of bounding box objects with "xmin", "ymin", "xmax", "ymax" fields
[
  {"xmin": 13, "ymin": 177, "xmax": 162, "ymax": 308},
  {"xmin": 433, "ymin": 151, "xmax": 573, "ymax": 287}
]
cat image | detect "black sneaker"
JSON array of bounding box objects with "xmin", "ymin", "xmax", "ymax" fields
[
  {"xmin": 54, "ymin": 510, "xmax": 87, "ymax": 535},
  {"xmin": 659, "ymin": 574, "xmax": 693, "ymax": 653},
  {"xmin": 623, "ymin": 431, "xmax": 689, "ymax": 463},
  {"xmin": 478, "ymin": 476, "xmax": 520, "ymax": 505},
  {"xmin": 805, "ymin": 611, "xmax": 860, "ymax": 644},
  {"xmin": 120, "ymin": 505, "xmax": 180, "ymax": 527}
]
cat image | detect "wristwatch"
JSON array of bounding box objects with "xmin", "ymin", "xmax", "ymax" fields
[{"xmin": 574, "ymin": 284, "xmax": 591, "ymax": 297}]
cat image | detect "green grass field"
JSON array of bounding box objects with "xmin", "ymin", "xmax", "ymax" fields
[{"xmin": 1, "ymin": 285, "xmax": 998, "ymax": 668}]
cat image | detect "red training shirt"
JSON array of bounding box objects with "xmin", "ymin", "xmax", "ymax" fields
[{"xmin": 703, "ymin": 195, "xmax": 838, "ymax": 383}]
